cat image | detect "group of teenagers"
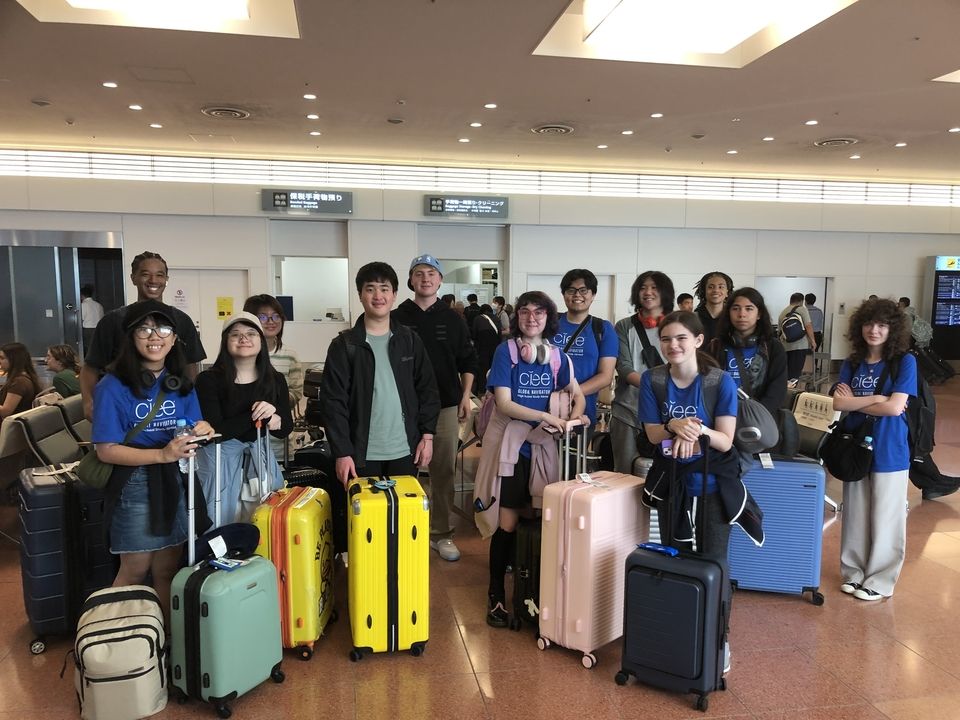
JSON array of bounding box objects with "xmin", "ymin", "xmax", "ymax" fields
[{"xmin": 71, "ymin": 249, "xmax": 919, "ymax": 634}]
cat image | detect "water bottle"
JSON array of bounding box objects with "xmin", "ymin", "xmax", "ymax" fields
[
  {"xmin": 861, "ymin": 435, "xmax": 874, "ymax": 451},
  {"xmin": 175, "ymin": 418, "xmax": 193, "ymax": 474}
]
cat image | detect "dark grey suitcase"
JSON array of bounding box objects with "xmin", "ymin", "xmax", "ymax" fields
[
  {"xmin": 19, "ymin": 466, "xmax": 116, "ymax": 655},
  {"xmin": 615, "ymin": 440, "xmax": 729, "ymax": 712}
]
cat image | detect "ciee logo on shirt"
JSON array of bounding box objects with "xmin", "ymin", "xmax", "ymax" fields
[
  {"xmin": 134, "ymin": 398, "xmax": 178, "ymax": 420},
  {"xmin": 727, "ymin": 355, "xmax": 753, "ymax": 372},
  {"xmin": 850, "ymin": 374, "xmax": 879, "ymax": 392},
  {"xmin": 553, "ymin": 331, "xmax": 586, "ymax": 351},
  {"xmin": 519, "ymin": 371, "xmax": 552, "ymax": 388},
  {"xmin": 664, "ymin": 401, "xmax": 698, "ymax": 419}
]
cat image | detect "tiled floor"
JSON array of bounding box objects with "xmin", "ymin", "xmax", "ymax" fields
[{"xmin": 2, "ymin": 378, "xmax": 960, "ymax": 719}]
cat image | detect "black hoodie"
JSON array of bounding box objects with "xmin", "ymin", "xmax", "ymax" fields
[{"xmin": 393, "ymin": 298, "xmax": 479, "ymax": 408}]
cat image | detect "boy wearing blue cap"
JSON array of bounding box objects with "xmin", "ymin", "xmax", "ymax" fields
[{"xmin": 394, "ymin": 254, "xmax": 479, "ymax": 561}]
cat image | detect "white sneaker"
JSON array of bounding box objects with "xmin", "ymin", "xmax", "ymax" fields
[
  {"xmin": 339, "ymin": 551, "xmax": 348, "ymax": 568},
  {"xmin": 430, "ymin": 538, "xmax": 461, "ymax": 562},
  {"xmin": 723, "ymin": 641, "xmax": 731, "ymax": 675}
]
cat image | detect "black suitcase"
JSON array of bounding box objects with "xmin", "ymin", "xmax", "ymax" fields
[
  {"xmin": 615, "ymin": 441, "xmax": 729, "ymax": 712},
  {"xmin": 920, "ymin": 346, "xmax": 955, "ymax": 379},
  {"xmin": 590, "ymin": 431, "xmax": 615, "ymax": 471},
  {"xmin": 292, "ymin": 441, "xmax": 347, "ymax": 554},
  {"xmin": 510, "ymin": 518, "xmax": 541, "ymax": 631},
  {"xmin": 913, "ymin": 347, "xmax": 949, "ymax": 384},
  {"xmin": 19, "ymin": 465, "xmax": 117, "ymax": 654}
]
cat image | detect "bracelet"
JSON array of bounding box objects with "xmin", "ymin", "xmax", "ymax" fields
[{"xmin": 663, "ymin": 420, "xmax": 677, "ymax": 437}]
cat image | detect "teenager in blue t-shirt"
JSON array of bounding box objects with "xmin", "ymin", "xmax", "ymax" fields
[
  {"xmin": 832, "ymin": 298, "xmax": 917, "ymax": 602},
  {"xmin": 92, "ymin": 299, "xmax": 214, "ymax": 622},
  {"xmin": 482, "ymin": 290, "xmax": 586, "ymax": 628},
  {"xmin": 552, "ymin": 268, "xmax": 617, "ymax": 428}
]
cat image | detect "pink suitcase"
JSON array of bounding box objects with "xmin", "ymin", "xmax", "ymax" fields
[{"xmin": 538, "ymin": 467, "xmax": 648, "ymax": 669}]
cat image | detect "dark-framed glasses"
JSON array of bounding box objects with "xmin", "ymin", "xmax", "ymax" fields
[
  {"xmin": 564, "ymin": 287, "xmax": 591, "ymax": 297},
  {"xmin": 134, "ymin": 325, "xmax": 174, "ymax": 339},
  {"xmin": 257, "ymin": 313, "xmax": 282, "ymax": 323}
]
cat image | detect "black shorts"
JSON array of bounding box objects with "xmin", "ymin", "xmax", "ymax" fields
[{"xmin": 499, "ymin": 453, "xmax": 532, "ymax": 509}]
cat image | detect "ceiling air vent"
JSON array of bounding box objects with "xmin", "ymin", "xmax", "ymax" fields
[
  {"xmin": 813, "ymin": 137, "xmax": 859, "ymax": 148},
  {"xmin": 200, "ymin": 106, "xmax": 252, "ymax": 120},
  {"xmin": 531, "ymin": 123, "xmax": 574, "ymax": 135}
]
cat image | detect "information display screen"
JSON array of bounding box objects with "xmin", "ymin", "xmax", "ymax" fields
[
  {"xmin": 934, "ymin": 300, "xmax": 960, "ymax": 327},
  {"xmin": 932, "ymin": 257, "xmax": 960, "ymax": 327}
]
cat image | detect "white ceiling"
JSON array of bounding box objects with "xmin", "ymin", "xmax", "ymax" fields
[{"xmin": 2, "ymin": 0, "xmax": 960, "ymax": 183}]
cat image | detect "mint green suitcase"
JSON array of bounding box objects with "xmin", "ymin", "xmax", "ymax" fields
[{"xmin": 169, "ymin": 445, "xmax": 284, "ymax": 718}]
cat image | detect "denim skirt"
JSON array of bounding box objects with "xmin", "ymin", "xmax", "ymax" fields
[{"xmin": 110, "ymin": 465, "xmax": 189, "ymax": 553}]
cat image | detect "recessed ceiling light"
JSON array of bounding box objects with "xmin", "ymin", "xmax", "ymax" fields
[
  {"xmin": 128, "ymin": 104, "xmax": 142, "ymax": 111},
  {"xmin": 484, "ymin": 103, "xmax": 497, "ymax": 109},
  {"xmin": 650, "ymin": 112, "xmax": 663, "ymax": 118},
  {"xmin": 458, "ymin": 138, "xmax": 471, "ymax": 143},
  {"xmin": 149, "ymin": 123, "xmax": 162, "ymax": 129},
  {"xmin": 726, "ymin": 149, "xmax": 738, "ymax": 155},
  {"xmin": 805, "ymin": 120, "xmax": 819, "ymax": 126},
  {"xmin": 849, "ymin": 154, "xmax": 861, "ymax": 159},
  {"xmin": 306, "ymin": 114, "xmax": 319, "ymax": 120},
  {"xmin": 303, "ymin": 93, "xmax": 317, "ymax": 100},
  {"xmin": 469, "ymin": 122, "xmax": 483, "ymax": 128},
  {"xmin": 309, "ymin": 131, "xmax": 321, "ymax": 136},
  {"xmin": 102, "ymin": 81, "xmax": 118, "ymax": 88},
  {"xmin": 731, "ymin": 117, "xmax": 741, "ymax": 123},
  {"xmin": 950, "ymin": 127, "xmax": 960, "ymax": 133},
  {"xmin": 894, "ymin": 142, "xmax": 907, "ymax": 148},
  {"xmin": 597, "ymin": 144, "xmax": 608, "ymax": 149},
  {"xmin": 762, "ymin": 136, "xmax": 775, "ymax": 141},
  {"xmin": 621, "ymin": 130, "xmax": 634, "ymax": 135}
]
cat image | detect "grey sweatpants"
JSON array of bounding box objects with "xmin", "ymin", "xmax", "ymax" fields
[
  {"xmin": 840, "ymin": 469, "xmax": 909, "ymax": 597},
  {"xmin": 422, "ymin": 405, "xmax": 459, "ymax": 539},
  {"xmin": 610, "ymin": 417, "xmax": 640, "ymax": 475}
]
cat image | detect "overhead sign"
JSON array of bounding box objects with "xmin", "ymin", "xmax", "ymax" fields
[
  {"xmin": 261, "ymin": 189, "xmax": 353, "ymax": 214},
  {"xmin": 423, "ymin": 195, "xmax": 508, "ymax": 219}
]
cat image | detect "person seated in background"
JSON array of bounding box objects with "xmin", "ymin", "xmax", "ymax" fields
[
  {"xmin": 0, "ymin": 342, "xmax": 41, "ymax": 419},
  {"xmin": 44, "ymin": 344, "xmax": 82, "ymax": 398}
]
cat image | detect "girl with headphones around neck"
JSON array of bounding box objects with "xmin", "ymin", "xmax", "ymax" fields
[
  {"xmin": 480, "ymin": 290, "xmax": 586, "ymax": 628},
  {"xmin": 610, "ymin": 270, "xmax": 675, "ymax": 474},
  {"xmin": 195, "ymin": 312, "xmax": 293, "ymax": 526},
  {"xmin": 708, "ymin": 287, "xmax": 788, "ymax": 418},
  {"xmin": 92, "ymin": 299, "xmax": 214, "ymax": 622}
]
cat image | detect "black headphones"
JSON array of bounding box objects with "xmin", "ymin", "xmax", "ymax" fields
[
  {"xmin": 140, "ymin": 370, "xmax": 182, "ymax": 393},
  {"xmin": 730, "ymin": 333, "xmax": 758, "ymax": 348}
]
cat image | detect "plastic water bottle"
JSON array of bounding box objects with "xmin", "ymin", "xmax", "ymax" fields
[
  {"xmin": 175, "ymin": 418, "xmax": 193, "ymax": 474},
  {"xmin": 861, "ymin": 435, "xmax": 874, "ymax": 451}
]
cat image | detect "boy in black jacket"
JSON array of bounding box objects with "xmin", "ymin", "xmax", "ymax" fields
[
  {"xmin": 394, "ymin": 254, "xmax": 478, "ymax": 561},
  {"xmin": 319, "ymin": 262, "xmax": 440, "ymax": 488}
]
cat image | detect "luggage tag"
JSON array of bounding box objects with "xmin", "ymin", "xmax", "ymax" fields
[
  {"xmin": 758, "ymin": 452, "xmax": 775, "ymax": 469},
  {"xmin": 576, "ymin": 472, "xmax": 609, "ymax": 489},
  {"xmin": 373, "ymin": 477, "xmax": 397, "ymax": 490},
  {"xmin": 209, "ymin": 557, "xmax": 245, "ymax": 571}
]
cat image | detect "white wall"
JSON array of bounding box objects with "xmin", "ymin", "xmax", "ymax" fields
[{"xmin": 3, "ymin": 178, "xmax": 960, "ymax": 364}]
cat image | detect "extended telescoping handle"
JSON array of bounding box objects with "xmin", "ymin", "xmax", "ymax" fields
[
  {"xmin": 665, "ymin": 433, "xmax": 710, "ymax": 552},
  {"xmin": 186, "ymin": 434, "xmax": 221, "ymax": 567},
  {"xmin": 559, "ymin": 418, "xmax": 586, "ymax": 482},
  {"xmin": 255, "ymin": 419, "xmax": 272, "ymax": 503}
]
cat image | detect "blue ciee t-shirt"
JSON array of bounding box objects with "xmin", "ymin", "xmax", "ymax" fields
[
  {"xmin": 722, "ymin": 345, "xmax": 759, "ymax": 389},
  {"xmin": 552, "ymin": 314, "xmax": 617, "ymax": 423},
  {"xmin": 838, "ymin": 353, "xmax": 916, "ymax": 473},
  {"xmin": 93, "ymin": 371, "xmax": 203, "ymax": 447},
  {"xmin": 487, "ymin": 340, "xmax": 573, "ymax": 458},
  {"xmin": 638, "ymin": 370, "xmax": 738, "ymax": 495}
]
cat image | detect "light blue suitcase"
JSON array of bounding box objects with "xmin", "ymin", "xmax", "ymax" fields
[{"xmin": 727, "ymin": 457, "xmax": 826, "ymax": 605}]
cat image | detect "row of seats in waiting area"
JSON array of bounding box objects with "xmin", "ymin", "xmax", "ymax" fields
[{"xmin": 0, "ymin": 395, "xmax": 92, "ymax": 480}]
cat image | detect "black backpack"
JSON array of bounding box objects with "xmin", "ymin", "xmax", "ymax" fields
[{"xmin": 897, "ymin": 352, "xmax": 937, "ymax": 459}]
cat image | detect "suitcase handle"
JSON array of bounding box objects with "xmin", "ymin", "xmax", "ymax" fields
[
  {"xmin": 637, "ymin": 542, "xmax": 679, "ymax": 557},
  {"xmin": 186, "ymin": 439, "xmax": 221, "ymax": 567}
]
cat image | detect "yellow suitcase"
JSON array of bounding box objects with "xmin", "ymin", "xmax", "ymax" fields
[
  {"xmin": 251, "ymin": 486, "xmax": 335, "ymax": 660},
  {"xmin": 347, "ymin": 475, "xmax": 429, "ymax": 660}
]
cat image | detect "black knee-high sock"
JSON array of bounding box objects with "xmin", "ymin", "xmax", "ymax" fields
[{"xmin": 488, "ymin": 528, "xmax": 514, "ymax": 600}]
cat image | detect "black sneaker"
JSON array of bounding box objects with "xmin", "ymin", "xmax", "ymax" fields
[
  {"xmin": 840, "ymin": 581, "xmax": 862, "ymax": 595},
  {"xmin": 923, "ymin": 485, "xmax": 960, "ymax": 501},
  {"xmin": 853, "ymin": 587, "xmax": 883, "ymax": 601},
  {"xmin": 486, "ymin": 597, "xmax": 509, "ymax": 628}
]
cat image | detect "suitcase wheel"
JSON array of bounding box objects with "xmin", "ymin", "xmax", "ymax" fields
[
  {"xmin": 580, "ymin": 653, "xmax": 597, "ymax": 670},
  {"xmin": 349, "ymin": 649, "xmax": 364, "ymax": 662},
  {"xmin": 536, "ymin": 636, "xmax": 551, "ymax": 651},
  {"xmin": 614, "ymin": 671, "xmax": 630, "ymax": 686},
  {"xmin": 410, "ymin": 642, "xmax": 426, "ymax": 657},
  {"xmin": 29, "ymin": 637, "xmax": 45, "ymax": 655},
  {"xmin": 215, "ymin": 704, "xmax": 232, "ymax": 719},
  {"xmin": 271, "ymin": 664, "xmax": 285, "ymax": 683},
  {"xmin": 695, "ymin": 695, "xmax": 709, "ymax": 712},
  {"xmin": 810, "ymin": 591, "xmax": 825, "ymax": 606},
  {"xmin": 298, "ymin": 646, "xmax": 313, "ymax": 661}
]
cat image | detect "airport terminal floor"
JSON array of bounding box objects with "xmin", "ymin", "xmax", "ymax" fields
[{"xmin": 1, "ymin": 379, "xmax": 960, "ymax": 719}]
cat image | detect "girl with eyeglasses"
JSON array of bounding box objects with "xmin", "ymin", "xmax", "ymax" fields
[
  {"xmin": 474, "ymin": 290, "xmax": 587, "ymax": 628},
  {"xmin": 195, "ymin": 312, "xmax": 293, "ymax": 526},
  {"xmin": 91, "ymin": 300, "xmax": 213, "ymax": 621},
  {"xmin": 0, "ymin": 342, "xmax": 41, "ymax": 419}
]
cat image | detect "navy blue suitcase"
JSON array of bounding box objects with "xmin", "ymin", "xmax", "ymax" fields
[
  {"xmin": 728, "ymin": 458, "xmax": 825, "ymax": 604},
  {"xmin": 18, "ymin": 466, "xmax": 116, "ymax": 654},
  {"xmin": 615, "ymin": 440, "xmax": 729, "ymax": 712}
]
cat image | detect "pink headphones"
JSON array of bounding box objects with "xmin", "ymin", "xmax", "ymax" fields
[{"xmin": 517, "ymin": 339, "xmax": 553, "ymax": 365}]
